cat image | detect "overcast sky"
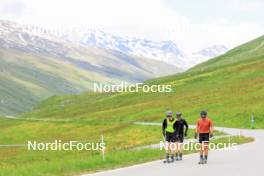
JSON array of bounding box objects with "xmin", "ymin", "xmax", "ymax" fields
[{"xmin": 0, "ymin": 0, "xmax": 263, "ymax": 51}]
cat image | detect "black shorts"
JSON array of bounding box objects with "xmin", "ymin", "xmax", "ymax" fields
[
  {"xmin": 176, "ymin": 134, "xmax": 184, "ymax": 143},
  {"xmin": 165, "ymin": 132, "xmax": 176, "ymax": 142},
  {"xmin": 199, "ymin": 133, "xmax": 209, "ymax": 143}
]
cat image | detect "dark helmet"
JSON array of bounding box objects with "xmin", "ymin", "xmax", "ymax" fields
[
  {"xmin": 200, "ymin": 111, "xmax": 207, "ymax": 116},
  {"xmin": 166, "ymin": 111, "xmax": 173, "ymax": 117},
  {"xmin": 176, "ymin": 112, "xmax": 182, "ymax": 117}
]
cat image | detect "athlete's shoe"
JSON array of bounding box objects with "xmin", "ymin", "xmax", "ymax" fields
[{"xmin": 204, "ymin": 159, "xmax": 207, "ymax": 164}]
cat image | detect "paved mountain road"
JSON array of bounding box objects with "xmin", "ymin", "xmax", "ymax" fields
[{"xmin": 82, "ymin": 126, "xmax": 264, "ymax": 176}]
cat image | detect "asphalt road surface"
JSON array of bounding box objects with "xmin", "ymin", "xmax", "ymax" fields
[{"xmin": 82, "ymin": 127, "xmax": 264, "ymax": 176}]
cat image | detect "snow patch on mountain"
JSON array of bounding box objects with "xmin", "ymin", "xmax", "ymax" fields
[
  {"xmin": 190, "ymin": 45, "xmax": 228, "ymax": 66},
  {"xmin": 67, "ymin": 30, "xmax": 228, "ymax": 69},
  {"xmin": 0, "ymin": 20, "xmax": 228, "ymax": 70}
]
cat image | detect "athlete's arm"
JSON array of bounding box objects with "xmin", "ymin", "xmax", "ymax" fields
[
  {"xmin": 162, "ymin": 119, "xmax": 167, "ymax": 136},
  {"xmin": 183, "ymin": 119, "xmax": 189, "ymax": 136},
  {"xmin": 209, "ymin": 119, "xmax": 214, "ymax": 138},
  {"xmin": 173, "ymin": 121, "xmax": 179, "ymax": 137},
  {"xmin": 195, "ymin": 120, "xmax": 199, "ymax": 139}
]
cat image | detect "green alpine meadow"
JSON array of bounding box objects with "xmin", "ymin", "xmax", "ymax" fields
[{"xmin": 21, "ymin": 35, "xmax": 264, "ymax": 128}]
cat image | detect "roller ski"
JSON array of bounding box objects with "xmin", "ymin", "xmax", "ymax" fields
[
  {"xmin": 198, "ymin": 158, "xmax": 204, "ymax": 164},
  {"xmin": 163, "ymin": 154, "xmax": 170, "ymax": 163},
  {"xmin": 198, "ymin": 158, "xmax": 207, "ymax": 164},
  {"xmin": 170, "ymin": 156, "xmax": 175, "ymax": 163},
  {"xmin": 178, "ymin": 153, "xmax": 183, "ymax": 161},
  {"xmin": 163, "ymin": 158, "xmax": 171, "ymax": 163}
]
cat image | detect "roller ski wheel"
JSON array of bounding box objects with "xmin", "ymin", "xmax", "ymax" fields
[{"xmin": 163, "ymin": 159, "xmax": 170, "ymax": 163}]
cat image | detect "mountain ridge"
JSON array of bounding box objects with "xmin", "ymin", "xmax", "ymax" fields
[
  {"xmin": 0, "ymin": 20, "xmax": 180, "ymax": 115},
  {"xmin": 0, "ymin": 20, "xmax": 228, "ymax": 69}
]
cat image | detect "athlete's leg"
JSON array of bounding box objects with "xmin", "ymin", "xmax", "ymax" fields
[
  {"xmin": 164, "ymin": 134, "xmax": 170, "ymax": 162},
  {"xmin": 203, "ymin": 133, "xmax": 210, "ymax": 163},
  {"xmin": 177, "ymin": 143, "xmax": 182, "ymax": 160},
  {"xmin": 178, "ymin": 138, "xmax": 184, "ymax": 160},
  {"xmin": 173, "ymin": 141, "xmax": 178, "ymax": 160},
  {"xmin": 170, "ymin": 142, "xmax": 176, "ymax": 161},
  {"xmin": 164, "ymin": 141, "xmax": 170, "ymax": 162},
  {"xmin": 200, "ymin": 143, "xmax": 204, "ymax": 160},
  {"xmin": 204, "ymin": 142, "xmax": 209, "ymax": 163},
  {"xmin": 199, "ymin": 135, "xmax": 204, "ymax": 163}
]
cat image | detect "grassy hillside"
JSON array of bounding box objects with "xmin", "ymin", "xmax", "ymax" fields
[
  {"xmin": 22, "ymin": 35, "xmax": 264, "ymax": 128},
  {"xmin": 0, "ymin": 20, "xmax": 181, "ymax": 115},
  {"xmin": 0, "ymin": 39, "xmax": 179, "ymax": 115},
  {"xmin": 0, "ymin": 117, "xmax": 253, "ymax": 176},
  {"xmin": 0, "ymin": 47, "xmax": 180, "ymax": 116},
  {"xmin": 0, "ymin": 117, "xmax": 160, "ymax": 175},
  {"xmin": 0, "ymin": 116, "xmax": 251, "ymax": 176}
]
